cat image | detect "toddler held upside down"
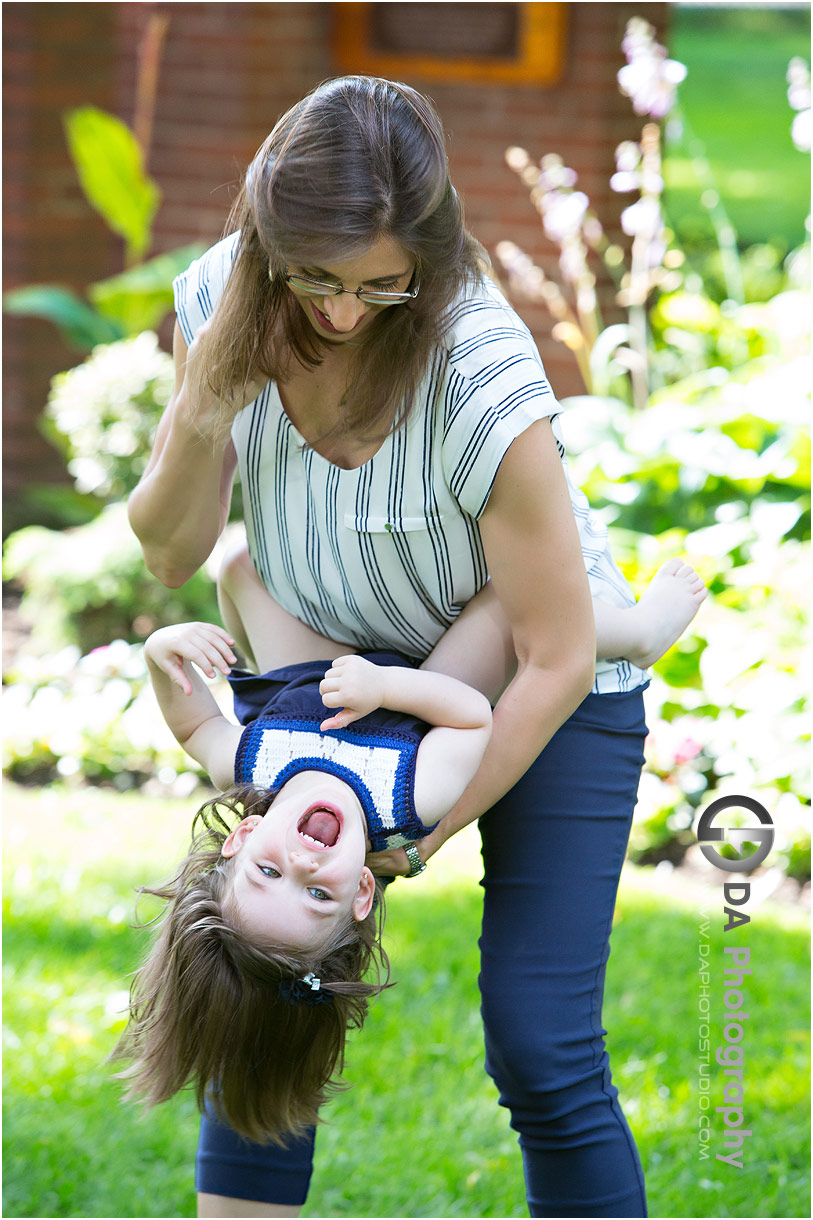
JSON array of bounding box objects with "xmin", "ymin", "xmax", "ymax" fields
[{"xmin": 111, "ymin": 549, "xmax": 705, "ymax": 1144}]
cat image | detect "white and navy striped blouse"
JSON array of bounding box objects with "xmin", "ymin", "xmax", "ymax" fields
[{"xmin": 174, "ymin": 234, "xmax": 647, "ymax": 694}]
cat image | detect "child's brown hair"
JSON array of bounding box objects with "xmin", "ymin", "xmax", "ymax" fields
[{"xmin": 111, "ymin": 785, "xmax": 389, "ymax": 1144}]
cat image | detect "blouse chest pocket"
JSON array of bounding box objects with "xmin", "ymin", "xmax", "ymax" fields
[{"xmin": 343, "ymin": 513, "xmax": 445, "ymax": 535}]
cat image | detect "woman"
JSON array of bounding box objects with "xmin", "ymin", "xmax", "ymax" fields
[{"xmin": 129, "ymin": 75, "xmax": 652, "ymax": 1218}]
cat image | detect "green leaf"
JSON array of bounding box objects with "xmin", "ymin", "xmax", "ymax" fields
[
  {"xmin": 2, "ymin": 285, "xmax": 123, "ymax": 351},
  {"xmin": 87, "ymin": 243, "xmax": 206, "ymax": 335},
  {"xmin": 63, "ymin": 107, "xmax": 160, "ymax": 261},
  {"xmin": 22, "ymin": 484, "xmax": 102, "ymax": 530}
]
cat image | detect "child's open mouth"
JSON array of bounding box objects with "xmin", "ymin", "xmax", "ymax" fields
[{"xmin": 297, "ymin": 805, "xmax": 342, "ymax": 848}]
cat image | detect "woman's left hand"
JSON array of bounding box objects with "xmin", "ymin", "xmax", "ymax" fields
[{"xmin": 366, "ymin": 821, "xmax": 448, "ymax": 876}]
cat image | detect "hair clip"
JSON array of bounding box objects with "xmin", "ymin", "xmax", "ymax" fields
[{"xmin": 279, "ymin": 973, "xmax": 334, "ymax": 1008}]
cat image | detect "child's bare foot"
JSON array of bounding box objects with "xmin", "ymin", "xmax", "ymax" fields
[{"xmin": 625, "ymin": 558, "xmax": 708, "ymax": 669}]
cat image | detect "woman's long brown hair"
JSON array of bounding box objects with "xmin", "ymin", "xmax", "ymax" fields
[{"xmin": 199, "ymin": 75, "xmax": 487, "ymax": 440}]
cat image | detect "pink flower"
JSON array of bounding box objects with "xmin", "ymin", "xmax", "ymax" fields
[
  {"xmin": 538, "ymin": 154, "xmax": 578, "ymax": 192},
  {"xmin": 674, "ymin": 737, "xmax": 702, "ymax": 766}
]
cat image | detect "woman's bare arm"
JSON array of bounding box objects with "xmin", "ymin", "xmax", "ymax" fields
[
  {"xmin": 127, "ymin": 322, "xmax": 240, "ymax": 587},
  {"xmin": 367, "ymin": 417, "xmax": 596, "ymax": 873}
]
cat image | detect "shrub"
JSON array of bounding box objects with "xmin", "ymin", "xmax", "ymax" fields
[
  {"xmin": 41, "ymin": 332, "xmax": 173, "ymax": 505},
  {"xmin": 4, "ymin": 503, "xmax": 220, "ymax": 655},
  {"xmin": 2, "ymin": 637, "xmax": 217, "ymax": 792}
]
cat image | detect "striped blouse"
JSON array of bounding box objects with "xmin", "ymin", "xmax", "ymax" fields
[{"xmin": 174, "ymin": 233, "xmax": 647, "ymax": 694}]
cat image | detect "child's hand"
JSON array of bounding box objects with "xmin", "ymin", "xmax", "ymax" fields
[
  {"xmin": 144, "ymin": 623, "xmax": 237, "ymax": 695},
  {"xmin": 319, "ymin": 655, "xmax": 386, "ymax": 731}
]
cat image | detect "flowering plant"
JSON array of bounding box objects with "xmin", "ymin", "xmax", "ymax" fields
[
  {"xmin": 2, "ymin": 638, "xmax": 217, "ymax": 793},
  {"xmin": 787, "ymin": 56, "xmax": 811, "ymax": 153},
  {"xmin": 497, "ymin": 18, "xmax": 687, "ymax": 408},
  {"xmin": 494, "ymin": 17, "xmax": 810, "ymax": 889},
  {"xmin": 42, "ymin": 332, "xmax": 173, "ymax": 504}
]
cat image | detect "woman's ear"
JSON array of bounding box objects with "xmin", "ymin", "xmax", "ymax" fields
[
  {"xmin": 351, "ymin": 866, "xmax": 376, "ymax": 922},
  {"xmin": 221, "ymin": 814, "xmax": 262, "ymax": 857}
]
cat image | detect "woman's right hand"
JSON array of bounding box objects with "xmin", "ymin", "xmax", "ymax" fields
[
  {"xmin": 128, "ymin": 320, "xmax": 250, "ymax": 587},
  {"xmin": 181, "ymin": 321, "xmax": 270, "ymax": 437}
]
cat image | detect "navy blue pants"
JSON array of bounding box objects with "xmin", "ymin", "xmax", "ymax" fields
[{"xmin": 197, "ymin": 687, "xmax": 649, "ymax": 1217}]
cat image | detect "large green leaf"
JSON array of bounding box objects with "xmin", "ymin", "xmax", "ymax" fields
[
  {"xmin": 2, "ymin": 285, "xmax": 123, "ymax": 351},
  {"xmin": 87, "ymin": 243, "xmax": 206, "ymax": 335},
  {"xmin": 63, "ymin": 107, "xmax": 160, "ymax": 261}
]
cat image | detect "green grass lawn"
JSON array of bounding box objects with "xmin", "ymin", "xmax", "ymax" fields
[
  {"xmin": 3, "ymin": 782, "xmax": 810, "ymax": 1219},
  {"xmin": 664, "ymin": 3, "xmax": 810, "ymax": 251}
]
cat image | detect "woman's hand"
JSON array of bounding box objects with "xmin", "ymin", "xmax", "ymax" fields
[
  {"xmin": 365, "ymin": 821, "xmax": 449, "ymax": 877},
  {"xmin": 144, "ymin": 623, "xmax": 237, "ymax": 695},
  {"xmin": 319, "ymin": 655, "xmax": 385, "ymax": 730},
  {"xmin": 182, "ymin": 322, "xmax": 270, "ymax": 437}
]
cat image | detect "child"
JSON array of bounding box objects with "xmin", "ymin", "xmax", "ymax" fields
[
  {"xmin": 113, "ymin": 544, "xmax": 705, "ymax": 1145},
  {"xmin": 112, "ymin": 545, "xmax": 495, "ymax": 1146}
]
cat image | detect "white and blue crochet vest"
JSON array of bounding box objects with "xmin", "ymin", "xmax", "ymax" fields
[{"xmin": 235, "ymin": 713, "xmax": 436, "ymax": 852}]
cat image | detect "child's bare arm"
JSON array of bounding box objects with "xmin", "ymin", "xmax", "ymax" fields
[
  {"xmin": 144, "ymin": 623, "xmax": 243, "ymax": 789},
  {"xmin": 319, "ymin": 655, "xmax": 492, "ymax": 826},
  {"xmin": 318, "ymin": 655, "xmax": 491, "ymax": 731}
]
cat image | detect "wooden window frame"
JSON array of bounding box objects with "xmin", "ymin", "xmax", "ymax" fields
[{"xmin": 333, "ymin": 2, "xmax": 567, "ymax": 86}]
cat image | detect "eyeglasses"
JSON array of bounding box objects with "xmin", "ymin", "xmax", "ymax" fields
[{"xmin": 280, "ymin": 268, "xmax": 420, "ymax": 306}]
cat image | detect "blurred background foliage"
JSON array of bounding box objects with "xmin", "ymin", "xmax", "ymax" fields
[
  {"xmin": 3, "ymin": 12, "xmax": 809, "ymax": 892},
  {"xmin": 2, "ymin": 9, "xmax": 810, "ymax": 1219},
  {"xmin": 664, "ymin": 2, "xmax": 811, "ymax": 254}
]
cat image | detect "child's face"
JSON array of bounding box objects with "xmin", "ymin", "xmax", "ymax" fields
[{"xmin": 221, "ymin": 771, "xmax": 375, "ymax": 950}]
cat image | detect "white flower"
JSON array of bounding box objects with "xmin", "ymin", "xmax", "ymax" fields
[
  {"xmin": 618, "ymin": 18, "xmax": 687, "ymax": 119},
  {"xmin": 787, "ymin": 57, "xmax": 811, "ymax": 111},
  {"xmin": 44, "ymin": 332, "xmax": 173, "ymax": 501},
  {"xmin": 541, "ymin": 191, "xmax": 589, "ymax": 243},
  {"xmin": 791, "ymin": 108, "xmax": 811, "ymax": 153},
  {"xmin": 556, "ymin": 244, "xmax": 579, "ymax": 285},
  {"xmin": 505, "ymin": 146, "xmax": 530, "ymax": 173},
  {"xmin": 620, "ymin": 196, "xmax": 662, "ymax": 239},
  {"xmin": 615, "ymin": 141, "xmax": 641, "ymax": 174},
  {"xmin": 611, "ymin": 171, "xmax": 640, "ymax": 194},
  {"xmin": 538, "ymin": 154, "xmax": 578, "ymax": 192}
]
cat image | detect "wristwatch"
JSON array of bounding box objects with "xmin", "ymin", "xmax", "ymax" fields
[{"xmin": 403, "ymin": 843, "xmax": 427, "ymax": 877}]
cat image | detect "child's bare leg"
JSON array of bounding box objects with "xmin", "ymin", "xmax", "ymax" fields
[
  {"xmin": 422, "ymin": 560, "xmax": 707, "ymax": 699},
  {"xmin": 595, "ymin": 558, "xmax": 707, "ymax": 668},
  {"xmin": 217, "ymin": 541, "xmax": 355, "ymax": 673},
  {"xmin": 198, "ymin": 1193, "xmax": 299, "ymax": 1218},
  {"xmin": 420, "ymin": 581, "xmax": 517, "ymax": 704}
]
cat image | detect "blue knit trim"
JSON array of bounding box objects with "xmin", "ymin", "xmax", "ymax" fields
[{"xmin": 272, "ymin": 757, "xmax": 378, "ymax": 828}]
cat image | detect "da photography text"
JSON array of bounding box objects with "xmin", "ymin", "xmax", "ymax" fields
[{"xmin": 695, "ymin": 795, "xmax": 775, "ymax": 1169}]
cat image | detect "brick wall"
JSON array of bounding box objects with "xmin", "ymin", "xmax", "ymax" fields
[
  {"xmin": 3, "ymin": 2, "xmax": 119, "ymax": 525},
  {"xmin": 3, "ymin": 1, "xmax": 667, "ymax": 530}
]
